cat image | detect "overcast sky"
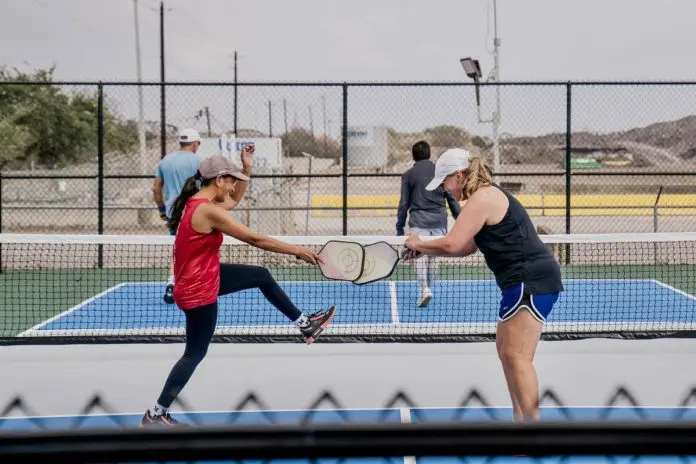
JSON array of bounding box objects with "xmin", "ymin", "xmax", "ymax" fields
[{"xmin": 2, "ymin": 0, "xmax": 696, "ymax": 138}]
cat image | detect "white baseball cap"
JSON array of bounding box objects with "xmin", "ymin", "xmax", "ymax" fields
[
  {"xmin": 425, "ymin": 148, "xmax": 472, "ymax": 191},
  {"xmin": 178, "ymin": 128, "xmax": 201, "ymax": 144}
]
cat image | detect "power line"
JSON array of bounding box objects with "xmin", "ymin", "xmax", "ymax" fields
[{"xmin": 29, "ymin": 0, "xmax": 111, "ymax": 38}]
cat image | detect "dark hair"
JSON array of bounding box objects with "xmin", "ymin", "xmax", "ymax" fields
[
  {"xmin": 412, "ymin": 140, "xmax": 430, "ymax": 161},
  {"xmin": 167, "ymin": 171, "xmax": 214, "ymax": 231}
]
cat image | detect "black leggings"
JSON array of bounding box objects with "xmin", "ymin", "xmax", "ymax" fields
[{"xmin": 156, "ymin": 264, "xmax": 302, "ymax": 408}]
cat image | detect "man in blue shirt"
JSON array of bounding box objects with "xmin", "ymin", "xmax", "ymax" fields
[
  {"xmin": 396, "ymin": 140, "xmax": 461, "ymax": 307},
  {"xmin": 153, "ymin": 128, "xmax": 203, "ymax": 304}
]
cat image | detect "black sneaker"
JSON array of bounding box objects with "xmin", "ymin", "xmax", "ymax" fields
[
  {"xmin": 300, "ymin": 306, "xmax": 336, "ymax": 344},
  {"xmin": 140, "ymin": 410, "xmax": 183, "ymax": 427},
  {"xmin": 163, "ymin": 284, "xmax": 174, "ymax": 304}
]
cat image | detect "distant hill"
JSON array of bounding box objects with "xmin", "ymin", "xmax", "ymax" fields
[{"xmin": 501, "ymin": 115, "xmax": 696, "ymax": 167}]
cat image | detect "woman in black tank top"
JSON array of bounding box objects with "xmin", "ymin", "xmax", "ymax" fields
[{"xmin": 405, "ymin": 148, "xmax": 564, "ymax": 422}]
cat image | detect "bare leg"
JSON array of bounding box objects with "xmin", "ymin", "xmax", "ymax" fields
[
  {"xmin": 497, "ymin": 335, "xmax": 523, "ymax": 421},
  {"xmin": 496, "ymin": 309, "xmax": 543, "ymax": 421}
]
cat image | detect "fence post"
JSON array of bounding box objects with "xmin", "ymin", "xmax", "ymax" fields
[
  {"xmin": 0, "ymin": 174, "xmax": 3, "ymax": 274},
  {"xmin": 564, "ymin": 82, "xmax": 572, "ymax": 264},
  {"xmin": 97, "ymin": 82, "xmax": 105, "ymax": 268},
  {"xmin": 342, "ymin": 84, "xmax": 348, "ymax": 236},
  {"xmin": 159, "ymin": 0, "xmax": 166, "ymax": 159},
  {"xmin": 654, "ymin": 185, "xmax": 663, "ymax": 265}
]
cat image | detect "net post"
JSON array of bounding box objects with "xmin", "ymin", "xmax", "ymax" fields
[
  {"xmin": 564, "ymin": 81, "xmax": 572, "ymax": 265},
  {"xmin": 342, "ymin": 83, "xmax": 348, "ymax": 236},
  {"xmin": 97, "ymin": 82, "xmax": 105, "ymax": 269}
]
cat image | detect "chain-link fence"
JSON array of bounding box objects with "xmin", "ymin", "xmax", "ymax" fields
[
  {"xmin": 2, "ymin": 81, "xmax": 696, "ymax": 236},
  {"xmin": 2, "ymin": 385, "xmax": 696, "ymax": 461}
]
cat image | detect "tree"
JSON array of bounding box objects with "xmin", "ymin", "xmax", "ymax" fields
[
  {"xmin": 423, "ymin": 125, "xmax": 469, "ymax": 148},
  {"xmin": 281, "ymin": 128, "xmax": 340, "ymax": 159},
  {"xmin": 0, "ymin": 66, "xmax": 138, "ymax": 169}
]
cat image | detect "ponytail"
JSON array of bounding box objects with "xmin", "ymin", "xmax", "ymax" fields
[
  {"xmin": 167, "ymin": 173, "xmax": 201, "ymax": 231},
  {"xmin": 462, "ymin": 156, "xmax": 493, "ymax": 198}
]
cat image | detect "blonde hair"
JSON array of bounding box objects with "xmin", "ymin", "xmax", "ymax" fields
[{"xmin": 461, "ymin": 156, "xmax": 493, "ymax": 198}]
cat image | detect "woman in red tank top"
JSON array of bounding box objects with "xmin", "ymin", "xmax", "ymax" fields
[{"xmin": 142, "ymin": 148, "xmax": 336, "ymax": 427}]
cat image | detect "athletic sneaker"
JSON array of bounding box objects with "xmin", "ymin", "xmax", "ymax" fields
[
  {"xmin": 417, "ymin": 287, "xmax": 433, "ymax": 308},
  {"xmin": 300, "ymin": 306, "xmax": 336, "ymax": 344},
  {"xmin": 163, "ymin": 284, "xmax": 174, "ymax": 305},
  {"xmin": 141, "ymin": 410, "xmax": 183, "ymax": 427}
]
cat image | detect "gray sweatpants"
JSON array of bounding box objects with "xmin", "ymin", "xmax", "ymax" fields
[{"xmin": 409, "ymin": 226, "xmax": 447, "ymax": 291}]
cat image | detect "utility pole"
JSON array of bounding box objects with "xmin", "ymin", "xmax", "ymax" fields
[
  {"xmin": 233, "ymin": 50, "xmax": 238, "ymax": 135},
  {"xmin": 491, "ymin": 0, "xmax": 501, "ymax": 176},
  {"xmin": 268, "ymin": 100, "xmax": 273, "ymax": 137},
  {"xmin": 283, "ymin": 98, "xmax": 288, "ymax": 134}
]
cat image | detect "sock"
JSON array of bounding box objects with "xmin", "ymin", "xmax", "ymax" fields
[
  {"xmin": 166, "ymin": 276, "xmax": 174, "ymax": 286},
  {"xmin": 294, "ymin": 313, "xmax": 310, "ymax": 328},
  {"xmin": 149, "ymin": 403, "xmax": 168, "ymax": 417}
]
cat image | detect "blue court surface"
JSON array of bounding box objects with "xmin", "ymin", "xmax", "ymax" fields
[
  {"xmin": 22, "ymin": 278, "xmax": 696, "ymax": 335},
  {"xmin": 1, "ymin": 406, "xmax": 696, "ymax": 463}
]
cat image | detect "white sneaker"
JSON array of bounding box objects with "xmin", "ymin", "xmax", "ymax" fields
[{"xmin": 417, "ymin": 288, "xmax": 433, "ymax": 307}]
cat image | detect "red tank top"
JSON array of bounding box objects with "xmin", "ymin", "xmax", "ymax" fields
[{"xmin": 172, "ymin": 198, "xmax": 224, "ymax": 310}]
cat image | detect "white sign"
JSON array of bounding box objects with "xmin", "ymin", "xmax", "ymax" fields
[
  {"xmin": 347, "ymin": 125, "xmax": 388, "ymax": 167},
  {"xmin": 199, "ymin": 134, "xmax": 283, "ymax": 171}
]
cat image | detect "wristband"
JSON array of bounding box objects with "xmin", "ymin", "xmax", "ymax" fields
[{"xmin": 158, "ymin": 205, "xmax": 166, "ymax": 214}]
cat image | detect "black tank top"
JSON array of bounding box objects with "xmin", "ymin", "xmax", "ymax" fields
[{"xmin": 473, "ymin": 185, "xmax": 564, "ymax": 294}]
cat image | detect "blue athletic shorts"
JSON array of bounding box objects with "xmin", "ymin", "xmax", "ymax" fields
[{"xmin": 498, "ymin": 283, "xmax": 559, "ymax": 323}]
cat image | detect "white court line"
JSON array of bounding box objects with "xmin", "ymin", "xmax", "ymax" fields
[
  {"xmin": 649, "ymin": 279, "xmax": 696, "ymax": 302},
  {"xmin": 20, "ymin": 321, "xmax": 696, "ymax": 338},
  {"xmin": 17, "ymin": 283, "xmax": 128, "ymax": 337},
  {"xmin": 18, "ymin": 278, "xmax": 696, "ymax": 337},
  {"xmin": 126, "ymin": 278, "xmax": 669, "ymax": 286},
  {"xmin": 389, "ymin": 281, "xmax": 399, "ymax": 324},
  {"xmin": 2, "ymin": 404, "xmax": 696, "ymax": 422},
  {"xmin": 400, "ymin": 407, "xmax": 416, "ymax": 464}
]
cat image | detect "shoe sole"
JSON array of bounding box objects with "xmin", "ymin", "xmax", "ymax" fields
[
  {"xmin": 417, "ymin": 294, "xmax": 432, "ymax": 308},
  {"xmin": 304, "ymin": 306, "xmax": 336, "ymax": 345}
]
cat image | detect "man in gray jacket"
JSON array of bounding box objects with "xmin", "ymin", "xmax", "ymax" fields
[{"xmin": 396, "ymin": 141, "xmax": 461, "ymax": 307}]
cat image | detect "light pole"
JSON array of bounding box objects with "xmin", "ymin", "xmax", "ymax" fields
[
  {"xmin": 132, "ymin": 0, "xmax": 146, "ymax": 173},
  {"xmin": 459, "ymin": 0, "xmax": 501, "ymax": 178}
]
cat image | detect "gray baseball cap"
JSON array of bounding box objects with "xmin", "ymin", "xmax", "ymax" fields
[{"xmin": 198, "ymin": 155, "xmax": 250, "ymax": 181}]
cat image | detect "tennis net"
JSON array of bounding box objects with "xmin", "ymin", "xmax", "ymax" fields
[{"xmin": 1, "ymin": 232, "xmax": 696, "ymax": 344}]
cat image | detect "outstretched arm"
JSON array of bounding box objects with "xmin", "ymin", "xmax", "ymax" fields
[
  {"xmin": 405, "ymin": 191, "xmax": 488, "ymax": 257},
  {"xmin": 205, "ymin": 203, "xmax": 321, "ymax": 265}
]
